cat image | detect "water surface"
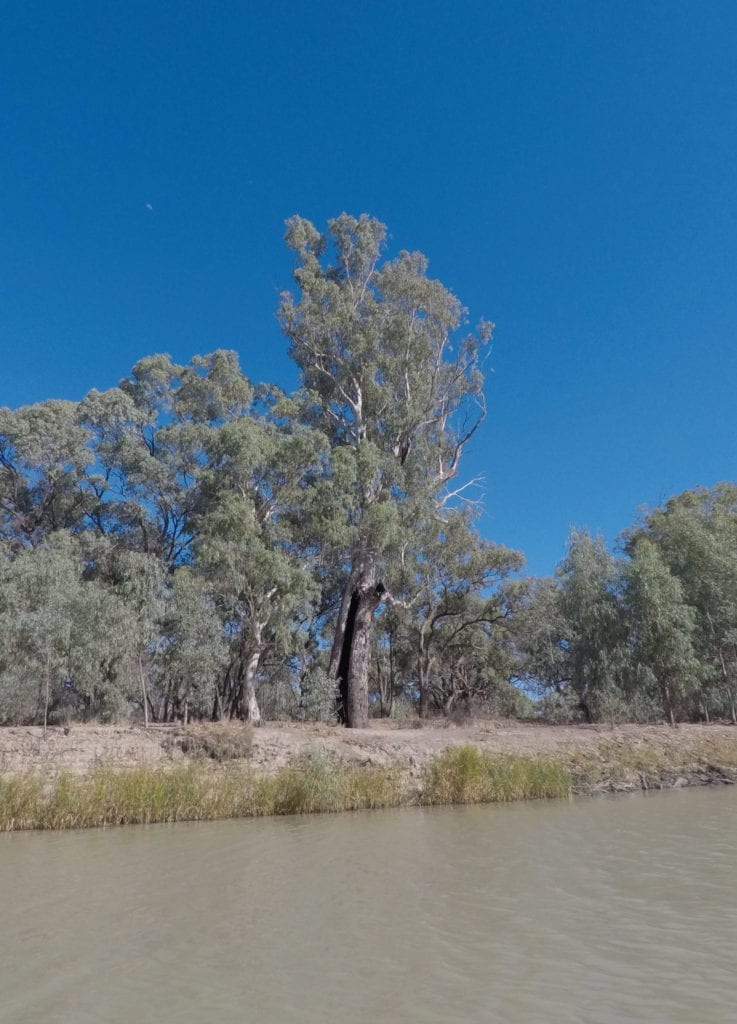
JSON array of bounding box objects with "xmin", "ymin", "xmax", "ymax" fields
[{"xmin": 1, "ymin": 787, "xmax": 736, "ymax": 1023}]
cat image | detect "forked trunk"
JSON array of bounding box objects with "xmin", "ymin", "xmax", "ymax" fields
[
  {"xmin": 331, "ymin": 564, "xmax": 385, "ymax": 728},
  {"xmin": 329, "ymin": 568, "xmax": 360, "ymax": 680}
]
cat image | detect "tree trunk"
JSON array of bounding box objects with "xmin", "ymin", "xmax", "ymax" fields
[
  {"xmin": 661, "ymin": 679, "xmax": 676, "ymax": 727},
  {"xmin": 387, "ymin": 628, "xmax": 395, "ymax": 719},
  {"xmin": 418, "ymin": 658, "xmax": 430, "ymax": 719},
  {"xmin": 43, "ymin": 651, "xmax": 50, "ymax": 741},
  {"xmin": 331, "ymin": 563, "xmax": 384, "ymax": 728},
  {"xmin": 243, "ymin": 647, "xmax": 262, "ymax": 725},
  {"xmin": 418, "ymin": 628, "xmax": 430, "ymax": 719},
  {"xmin": 419, "ymin": 685, "xmax": 429, "ymax": 720},
  {"xmin": 137, "ymin": 655, "xmax": 149, "ymax": 728},
  {"xmin": 717, "ymin": 650, "xmax": 736, "ymax": 725},
  {"xmin": 345, "ymin": 600, "xmax": 373, "ymax": 728},
  {"xmin": 375, "ymin": 650, "xmax": 387, "ymax": 718},
  {"xmin": 329, "ymin": 568, "xmax": 360, "ymax": 680}
]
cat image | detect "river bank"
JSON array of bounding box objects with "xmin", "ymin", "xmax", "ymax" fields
[{"xmin": 1, "ymin": 721, "xmax": 736, "ymax": 830}]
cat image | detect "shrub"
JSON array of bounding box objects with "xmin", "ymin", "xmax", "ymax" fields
[
  {"xmin": 297, "ymin": 668, "xmax": 338, "ymax": 724},
  {"xmin": 536, "ymin": 691, "xmax": 583, "ymax": 724},
  {"xmin": 174, "ymin": 722, "xmax": 254, "ymax": 762},
  {"xmin": 388, "ymin": 697, "xmax": 417, "ymax": 725}
]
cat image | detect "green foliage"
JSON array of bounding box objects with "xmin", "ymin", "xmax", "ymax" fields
[
  {"xmin": 382, "ymin": 507, "xmax": 524, "ymax": 718},
  {"xmin": 517, "ymin": 525, "xmax": 703, "ymax": 726},
  {"xmin": 623, "ymin": 538, "xmax": 700, "ymax": 724},
  {"xmin": 163, "ymin": 568, "xmax": 229, "ymax": 718},
  {"xmin": 535, "ymin": 690, "xmax": 582, "ymax": 725},
  {"xmin": 628, "ymin": 485, "xmax": 737, "ymax": 721},
  {"xmin": 280, "ymin": 214, "xmax": 494, "ymax": 726},
  {"xmin": 557, "ymin": 530, "xmax": 629, "ymax": 721},
  {"xmin": 297, "ymin": 667, "xmax": 338, "ymax": 723},
  {"xmin": 0, "ymin": 534, "xmax": 136, "ymax": 724},
  {"xmin": 0, "ymin": 400, "xmax": 92, "ymax": 546}
]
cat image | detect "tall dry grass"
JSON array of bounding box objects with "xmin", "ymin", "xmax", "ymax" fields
[
  {"xmin": 422, "ymin": 745, "xmax": 571, "ymax": 805},
  {"xmin": 0, "ymin": 745, "xmax": 580, "ymax": 832},
  {"xmin": 0, "ymin": 751, "xmax": 405, "ymax": 832}
]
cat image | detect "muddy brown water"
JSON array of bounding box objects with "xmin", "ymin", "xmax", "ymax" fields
[{"xmin": 1, "ymin": 787, "xmax": 736, "ymax": 1024}]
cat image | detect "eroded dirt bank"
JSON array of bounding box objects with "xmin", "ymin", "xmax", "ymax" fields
[{"xmin": 2, "ymin": 720, "xmax": 736, "ymax": 793}]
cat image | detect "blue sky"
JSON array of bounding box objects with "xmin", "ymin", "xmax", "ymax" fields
[{"xmin": 2, "ymin": 1, "xmax": 737, "ymax": 575}]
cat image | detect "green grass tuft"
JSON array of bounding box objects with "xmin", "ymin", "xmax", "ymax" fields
[
  {"xmin": 0, "ymin": 773, "xmax": 45, "ymax": 831},
  {"xmin": 422, "ymin": 745, "xmax": 572, "ymax": 805}
]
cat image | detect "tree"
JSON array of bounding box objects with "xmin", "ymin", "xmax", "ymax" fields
[
  {"xmin": 162, "ymin": 568, "xmax": 229, "ymax": 723},
  {"xmin": 511, "ymin": 577, "xmax": 571, "ymax": 705},
  {"xmin": 279, "ymin": 214, "xmax": 491, "ymax": 726},
  {"xmin": 0, "ymin": 534, "xmax": 135, "ymax": 726},
  {"xmin": 556, "ymin": 531, "xmax": 629, "ymax": 722},
  {"xmin": 629, "ymin": 485, "xmax": 737, "ymax": 722},
  {"xmin": 623, "ymin": 539, "xmax": 699, "ymax": 726},
  {"xmin": 510, "ymin": 533, "xmax": 631, "ymax": 723},
  {"xmin": 0, "ymin": 400, "xmax": 92, "ymax": 549},
  {"xmin": 194, "ymin": 407, "xmax": 326, "ymax": 722},
  {"xmin": 388, "ymin": 509, "xmax": 522, "ymax": 717},
  {"xmin": 79, "ymin": 350, "xmax": 254, "ymax": 566},
  {"xmin": 113, "ymin": 551, "xmax": 167, "ymax": 727}
]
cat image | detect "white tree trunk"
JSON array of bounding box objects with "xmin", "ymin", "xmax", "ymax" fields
[
  {"xmin": 243, "ymin": 646, "xmax": 262, "ymax": 725},
  {"xmin": 138, "ymin": 655, "xmax": 149, "ymax": 728}
]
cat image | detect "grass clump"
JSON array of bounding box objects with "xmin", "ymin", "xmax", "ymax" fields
[
  {"xmin": 0, "ymin": 764, "xmax": 257, "ymax": 831},
  {"xmin": 0, "ymin": 773, "xmax": 45, "ymax": 831},
  {"xmin": 254, "ymin": 750, "xmax": 404, "ymax": 816},
  {"xmin": 422, "ymin": 745, "xmax": 571, "ymax": 805}
]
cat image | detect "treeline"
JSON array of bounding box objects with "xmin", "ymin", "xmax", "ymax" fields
[
  {"xmin": 0, "ymin": 214, "xmax": 521, "ymax": 728},
  {"xmin": 0, "ymin": 215, "xmax": 734, "ymax": 728},
  {"xmin": 0, "ymin": 340, "xmax": 526, "ymax": 727},
  {"xmin": 518, "ymin": 485, "xmax": 737, "ymax": 725}
]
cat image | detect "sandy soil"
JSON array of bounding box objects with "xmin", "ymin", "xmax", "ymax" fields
[{"xmin": 2, "ymin": 719, "xmax": 736, "ymax": 785}]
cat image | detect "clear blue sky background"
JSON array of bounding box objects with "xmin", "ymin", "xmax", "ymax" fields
[{"xmin": 2, "ymin": 1, "xmax": 737, "ymax": 575}]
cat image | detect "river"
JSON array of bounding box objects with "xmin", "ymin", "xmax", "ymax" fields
[{"xmin": 1, "ymin": 786, "xmax": 735, "ymax": 1023}]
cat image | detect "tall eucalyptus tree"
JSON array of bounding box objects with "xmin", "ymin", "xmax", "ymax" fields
[{"xmin": 279, "ymin": 214, "xmax": 491, "ymax": 726}]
